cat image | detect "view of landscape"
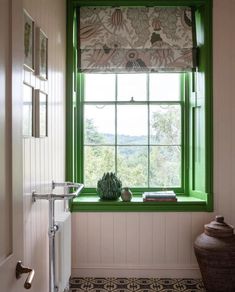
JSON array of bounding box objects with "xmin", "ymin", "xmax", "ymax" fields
[{"xmin": 82, "ymin": 73, "xmax": 183, "ymax": 188}]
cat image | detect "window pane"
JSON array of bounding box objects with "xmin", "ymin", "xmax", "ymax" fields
[
  {"xmin": 149, "ymin": 73, "xmax": 181, "ymax": 101},
  {"xmin": 82, "ymin": 73, "xmax": 184, "ymax": 189},
  {"xmin": 117, "ymin": 74, "xmax": 147, "ymax": 101},
  {"xmin": 150, "ymin": 105, "xmax": 181, "ymax": 145},
  {"xmin": 117, "ymin": 105, "xmax": 148, "ymax": 145},
  {"xmin": 84, "ymin": 105, "xmax": 115, "ymax": 145},
  {"xmin": 150, "ymin": 146, "xmax": 181, "ymax": 187},
  {"xmin": 84, "ymin": 74, "xmax": 115, "ymax": 101},
  {"xmin": 84, "ymin": 146, "xmax": 115, "ymax": 187},
  {"xmin": 117, "ymin": 146, "xmax": 148, "ymax": 187}
]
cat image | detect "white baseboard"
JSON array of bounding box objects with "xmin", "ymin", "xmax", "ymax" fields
[{"xmin": 72, "ymin": 264, "xmax": 201, "ymax": 278}]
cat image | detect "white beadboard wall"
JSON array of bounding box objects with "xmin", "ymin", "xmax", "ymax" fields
[
  {"xmin": 23, "ymin": 0, "xmax": 66, "ymax": 291},
  {"xmin": 71, "ymin": 0, "xmax": 235, "ymax": 278}
]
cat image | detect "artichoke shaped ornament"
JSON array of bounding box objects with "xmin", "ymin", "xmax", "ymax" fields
[{"xmin": 97, "ymin": 172, "xmax": 122, "ymax": 200}]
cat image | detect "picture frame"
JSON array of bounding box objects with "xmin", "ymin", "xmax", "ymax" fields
[
  {"xmin": 23, "ymin": 10, "xmax": 35, "ymax": 71},
  {"xmin": 23, "ymin": 83, "xmax": 34, "ymax": 137},
  {"xmin": 34, "ymin": 89, "xmax": 48, "ymax": 138},
  {"xmin": 36, "ymin": 27, "xmax": 48, "ymax": 80}
]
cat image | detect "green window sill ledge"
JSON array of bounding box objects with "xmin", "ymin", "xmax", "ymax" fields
[{"xmin": 71, "ymin": 195, "xmax": 212, "ymax": 212}]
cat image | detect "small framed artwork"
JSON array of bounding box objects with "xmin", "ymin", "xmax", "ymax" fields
[
  {"xmin": 36, "ymin": 27, "xmax": 48, "ymax": 80},
  {"xmin": 34, "ymin": 89, "xmax": 48, "ymax": 137},
  {"xmin": 23, "ymin": 83, "xmax": 34, "ymax": 137},
  {"xmin": 23, "ymin": 10, "xmax": 35, "ymax": 71}
]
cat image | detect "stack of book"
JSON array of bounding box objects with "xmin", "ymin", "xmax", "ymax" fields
[{"xmin": 142, "ymin": 191, "xmax": 177, "ymax": 202}]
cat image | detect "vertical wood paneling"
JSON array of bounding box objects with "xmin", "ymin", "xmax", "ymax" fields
[
  {"xmin": 213, "ymin": 0, "xmax": 234, "ymax": 224},
  {"xmin": 87, "ymin": 213, "xmax": 101, "ymax": 264},
  {"xmin": 101, "ymin": 213, "xmax": 114, "ymax": 264},
  {"xmin": 23, "ymin": 0, "xmax": 66, "ymax": 291},
  {"xmin": 20, "ymin": 0, "xmax": 235, "ymax": 280},
  {"xmin": 152, "ymin": 213, "xmax": 166, "ymax": 265},
  {"xmin": 113, "ymin": 213, "xmax": 127, "ymax": 264},
  {"xmin": 231, "ymin": 0, "xmax": 235, "ymax": 227},
  {"xmin": 72, "ymin": 0, "xmax": 235, "ymax": 278},
  {"xmin": 126, "ymin": 213, "xmax": 140, "ymax": 265},
  {"xmin": 72, "ymin": 213, "xmax": 88, "ymax": 266},
  {"xmin": 165, "ymin": 214, "xmax": 179, "ymax": 264},
  {"xmin": 178, "ymin": 213, "xmax": 192, "ymax": 264},
  {"xmin": 139, "ymin": 213, "xmax": 153, "ymax": 265}
]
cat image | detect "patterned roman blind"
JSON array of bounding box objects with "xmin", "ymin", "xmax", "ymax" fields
[{"xmin": 78, "ymin": 6, "xmax": 196, "ymax": 73}]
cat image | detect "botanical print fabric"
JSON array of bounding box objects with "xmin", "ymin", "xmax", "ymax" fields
[{"xmin": 78, "ymin": 7, "xmax": 196, "ymax": 73}]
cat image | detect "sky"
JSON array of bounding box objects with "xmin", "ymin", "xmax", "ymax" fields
[{"xmin": 84, "ymin": 73, "xmax": 181, "ymax": 136}]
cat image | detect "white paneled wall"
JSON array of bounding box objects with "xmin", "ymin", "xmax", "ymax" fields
[
  {"xmin": 72, "ymin": 213, "xmax": 211, "ymax": 278},
  {"xmin": 72, "ymin": 0, "xmax": 235, "ymax": 278},
  {"xmin": 23, "ymin": 0, "xmax": 66, "ymax": 291}
]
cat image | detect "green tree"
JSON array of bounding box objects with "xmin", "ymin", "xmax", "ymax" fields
[
  {"xmin": 84, "ymin": 118, "xmax": 115, "ymax": 186},
  {"xmin": 150, "ymin": 105, "xmax": 181, "ymax": 187},
  {"xmin": 84, "ymin": 146, "xmax": 115, "ymax": 186},
  {"xmin": 117, "ymin": 147, "xmax": 148, "ymax": 187},
  {"xmin": 85, "ymin": 118, "xmax": 105, "ymax": 144},
  {"xmin": 150, "ymin": 105, "xmax": 180, "ymax": 145},
  {"xmin": 84, "ymin": 105, "xmax": 182, "ymax": 188}
]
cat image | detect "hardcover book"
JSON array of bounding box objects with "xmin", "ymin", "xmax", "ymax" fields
[{"xmin": 143, "ymin": 191, "xmax": 177, "ymax": 202}]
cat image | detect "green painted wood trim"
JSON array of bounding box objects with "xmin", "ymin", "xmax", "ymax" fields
[
  {"xmin": 76, "ymin": 73, "xmax": 84, "ymax": 182},
  {"xmin": 71, "ymin": 195, "xmax": 208, "ymax": 212},
  {"xmin": 184, "ymin": 73, "xmax": 190, "ymax": 195},
  {"xmin": 187, "ymin": 0, "xmax": 213, "ymax": 211},
  {"xmin": 71, "ymin": 0, "xmax": 207, "ymax": 7},
  {"xmin": 180, "ymin": 74, "xmax": 185, "ymax": 191},
  {"xmin": 190, "ymin": 190, "xmax": 207, "ymax": 201},
  {"xmin": 78, "ymin": 75, "xmax": 185, "ymax": 193},
  {"xmin": 81, "ymin": 188, "xmax": 185, "ymax": 196}
]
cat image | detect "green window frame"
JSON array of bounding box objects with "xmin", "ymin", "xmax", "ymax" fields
[
  {"xmin": 66, "ymin": 0, "xmax": 213, "ymax": 212},
  {"xmin": 81, "ymin": 73, "xmax": 185, "ymax": 192}
]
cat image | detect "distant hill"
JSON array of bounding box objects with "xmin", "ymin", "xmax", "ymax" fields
[
  {"xmin": 85, "ymin": 133, "xmax": 149, "ymax": 157},
  {"xmin": 103, "ymin": 133, "xmax": 147, "ymax": 145},
  {"xmin": 103, "ymin": 133, "xmax": 148, "ymax": 157}
]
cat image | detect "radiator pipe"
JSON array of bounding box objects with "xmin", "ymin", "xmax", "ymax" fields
[{"xmin": 49, "ymin": 197, "xmax": 59, "ymax": 292}]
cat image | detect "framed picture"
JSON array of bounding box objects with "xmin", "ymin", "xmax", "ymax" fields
[
  {"xmin": 34, "ymin": 90, "xmax": 48, "ymax": 137},
  {"xmin": 36, "ymin": 27, "xmax": 48, "ymax": 80},
  {"xmin": 23, "ymin": 83, "xmax": 34, "ymax": 137},
  {"xmin": 23, "ymin": 10, "xmax": 35, "ymax": 71}
]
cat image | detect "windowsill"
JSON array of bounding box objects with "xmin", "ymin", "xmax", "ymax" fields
[{"xmin": 71, "ymin": 194, "xmax": 210, "ymax": 212}]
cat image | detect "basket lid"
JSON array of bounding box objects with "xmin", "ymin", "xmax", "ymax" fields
[{"xmin": 205, "ymin": 216, "xmax": 234, "ymax": 238}]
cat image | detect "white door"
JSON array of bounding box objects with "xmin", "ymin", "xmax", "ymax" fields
[{"xmin": 0, "ymin": 0, "xmax": 27, "ymax": 291}]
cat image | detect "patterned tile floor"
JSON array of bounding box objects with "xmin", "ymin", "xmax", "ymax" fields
[{"xmin": 69, "ymin": 278, "xmax": 205, "ymax": 292}]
